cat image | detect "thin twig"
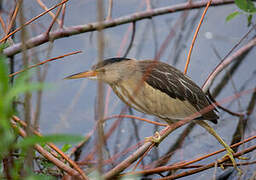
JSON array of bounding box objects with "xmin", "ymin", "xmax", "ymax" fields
[
  {"xmin": 36, "ymin": 0, "xmax": 62, "ymax": 26},
  {"xmin": 9, "ymin": 50, "xmax": 82, "ymax": 77},
  {"xmin": 46, "ymin": 0, "xmax": 65, "ymax": 35},
  {"xmin": 123, "ymin": 21, "xmax": 136, "ymax": 57},
  {"xmin": 0, "ymin": 14, "xmax": 7, "ymax": 33},
  {"xmin": 133, "ymin": 143, "xmax": 155, "ymax": 171},
  {"xmin": 106, "ymin": 0, "xmax": 113, "ymax": 20},
  {"xmin": 60, "ymin": 2, "xmax": 66, "ymax": 28},
  {"xmin": 69, "ymin": 127, "xmax": 95, "ymax": 158},
  {"xmin": 6, "ymin": 0, "xmax": 21, "ymax": 39},
  {"xmin": 184, "ymin": 0, "xmax": 212, "ymax": 74},
  {"xmin": 145, "ymin": 0, "xmax": 152, "ymax": 10}
]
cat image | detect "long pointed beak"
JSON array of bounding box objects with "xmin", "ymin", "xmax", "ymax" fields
[{"xmin": 65, "ymin": 70, "xmax": 97, "ymax": 79}]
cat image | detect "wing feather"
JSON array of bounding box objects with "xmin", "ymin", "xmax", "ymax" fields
[{"xmin": 139, "ymin": 60, "xmax": 218, "ymax": 123}]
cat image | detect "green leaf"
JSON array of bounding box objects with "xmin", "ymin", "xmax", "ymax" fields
[
  {"xmin": 16, "ymin": 134, "xmax": 84, "ymax": 149},
  {"xmin": 0, "ymin": 55, "xmax": 11, "ymax": 119},
  {"xmin": 0, "ymin": 43, "xmax": 9, "ymax": 52},
  {"xmin": 0, "ymin": 55, "xmax": 9, "ymax": 96},
  {"xmin": 247, "ymin": 14, "xmax": 253, "ymax": 26},
  {"xmin": 62, "ymin": 144, "xmax": 72, "ymax": 153},
  {"xmin": 235, "ymin": 0, "xmax": 256, "ymax": 13},
  {"xmin": 226, "ymin": 11, "xmax": 241, "ymax": 22}
]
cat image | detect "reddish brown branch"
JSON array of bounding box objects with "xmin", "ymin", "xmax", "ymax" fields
[
  {"xmin": 184, "ymin": 0, "xmax": 212, "ymax": 74},
  {"xmin": 0, "ymin": 15, "xmax": 7, "ymax": 33},
  {"xmin": 6, "ymin": 0, "xmax": 21, "ymax": 39},
  {"xmin": 9, "ymin": 50, "xmax": 82, "ymax": 77},
  {"xmin": 46, "ymin": 0, "xmax": 65, "ymax": 34}
]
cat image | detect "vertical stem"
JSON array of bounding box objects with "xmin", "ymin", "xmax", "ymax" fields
[
  {"xmin": 19, "ymin": 0, "xmax": 33, "ymax": 172},
  {"xmin": 96, "ymin": 0, "xmax": 105, "ymax": 174},
  {"xmin": 106, "ymin": 0, "xmax": 113, "ymax": 20}
]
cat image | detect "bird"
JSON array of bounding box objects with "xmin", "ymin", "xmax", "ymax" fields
[{"xmin": 65, "ymin": 57, "xmax": 240, "ymax": 173}]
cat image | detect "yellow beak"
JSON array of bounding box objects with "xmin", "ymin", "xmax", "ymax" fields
[{"xmin": 65, "ymin": 70, "xmax": 97, "ymax": 79}]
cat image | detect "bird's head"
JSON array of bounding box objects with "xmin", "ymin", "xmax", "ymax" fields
[{"xmin": 65, "ymin": 57, "xmax": 137, "ymax": 84}]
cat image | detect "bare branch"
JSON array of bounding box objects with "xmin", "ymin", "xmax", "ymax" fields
[
  {"xmin": 202, "ymin": 37, "xmax": 256, "ymax": 91},
  {"xmin": 3, "ymin": 0, "xmax": 234, "ymax": 57}
]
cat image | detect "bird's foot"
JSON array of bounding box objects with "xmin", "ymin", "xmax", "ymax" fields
[
  {"xmin": 145, "ymin": 132, "xmax": 161, "ymax": 144},
  {"xmin": 218, "ymin": 147, "xmax": 243, "ymax": 175}
]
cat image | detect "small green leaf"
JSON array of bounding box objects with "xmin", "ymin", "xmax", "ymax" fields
[
  {"xmin": 226, "ymin": 11, "xmax": 241, "ymax": 22},
  {"xmin": 0, "ymin": 43, "xmax": 9, "ymax": 52},
  {"xmin": 235, "ymin": 0, "xmax": 256, "ymax": 13},
  {"xmin": 247, "ymin": 14, "xmax": 253, "ymax": 26},
  {"xmin": 62, "ymin": 144, "xmax": 72, "ymax": 153},
  {"xmin": 16, "ymin": 134, "xmax": 84, "ymax": 149},
  {"xmin": 0, "ymin": 55, "xmax": 9, "ymax": 95}
]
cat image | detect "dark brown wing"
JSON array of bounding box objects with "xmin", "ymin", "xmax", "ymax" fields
[{"xmin": 139, "ymin": 60, "xmax": 218, "ymax": 123}]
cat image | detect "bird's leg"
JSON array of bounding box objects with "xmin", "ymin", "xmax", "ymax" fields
[
  {"xmin": 145, "ymin": 131, "xmax": 161, "ymax": 144},
  {"xmin": 196, "ymin": 121, "xmax": 243, "ymax": 174}
]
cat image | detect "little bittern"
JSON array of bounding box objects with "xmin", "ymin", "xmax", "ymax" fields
[{"xmin": 66, "ymin": 57, "xmax": 240, "ymax": 172}]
